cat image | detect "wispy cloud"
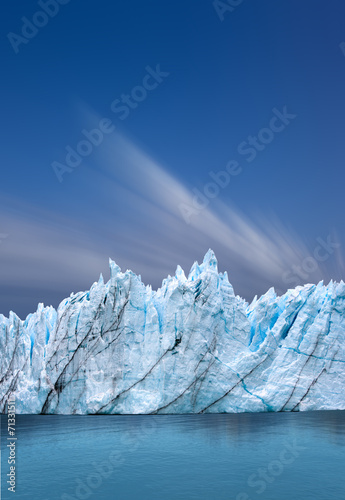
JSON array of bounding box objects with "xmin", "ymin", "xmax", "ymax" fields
[
  {"xmin": 95, "ymin": 128, "xmax": 343, "ymax": 289},
  {"xmin": 0, "ymin": 117, "xmax": 343, "ymax": 318}
]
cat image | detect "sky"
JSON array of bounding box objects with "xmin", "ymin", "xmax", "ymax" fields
[{"xmin": 1, "ymin": 0, "xmax": 345, "ymax": 319}]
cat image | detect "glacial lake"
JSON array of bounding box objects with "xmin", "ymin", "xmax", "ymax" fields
[{"xmin": 1, "ymin": 411, "xmax": 344, "ymax": 500}]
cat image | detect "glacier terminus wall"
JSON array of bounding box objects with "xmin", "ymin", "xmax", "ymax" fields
[{"xmin": 0, "ymin": 250, "xmax": 344, "ymax": 414}]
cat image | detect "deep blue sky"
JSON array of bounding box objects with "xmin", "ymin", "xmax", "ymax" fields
[{"xmin": 1, "ymin": 0, "xmax": 345, "ymax": 318}]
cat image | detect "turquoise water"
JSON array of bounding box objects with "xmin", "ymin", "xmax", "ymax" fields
[{"xmin": 1, "ymin": 411, "xmax": 344, "ymax": 499}]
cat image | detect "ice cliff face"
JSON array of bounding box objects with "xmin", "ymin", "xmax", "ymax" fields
[{"xmin": 1, "ymin": 250, "xmax": 344, "ymax": 414}]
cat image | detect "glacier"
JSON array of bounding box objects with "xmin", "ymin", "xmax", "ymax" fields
[{"xmin": 0, "ymin": 250, "xmax": 344, "ymax": 414}]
